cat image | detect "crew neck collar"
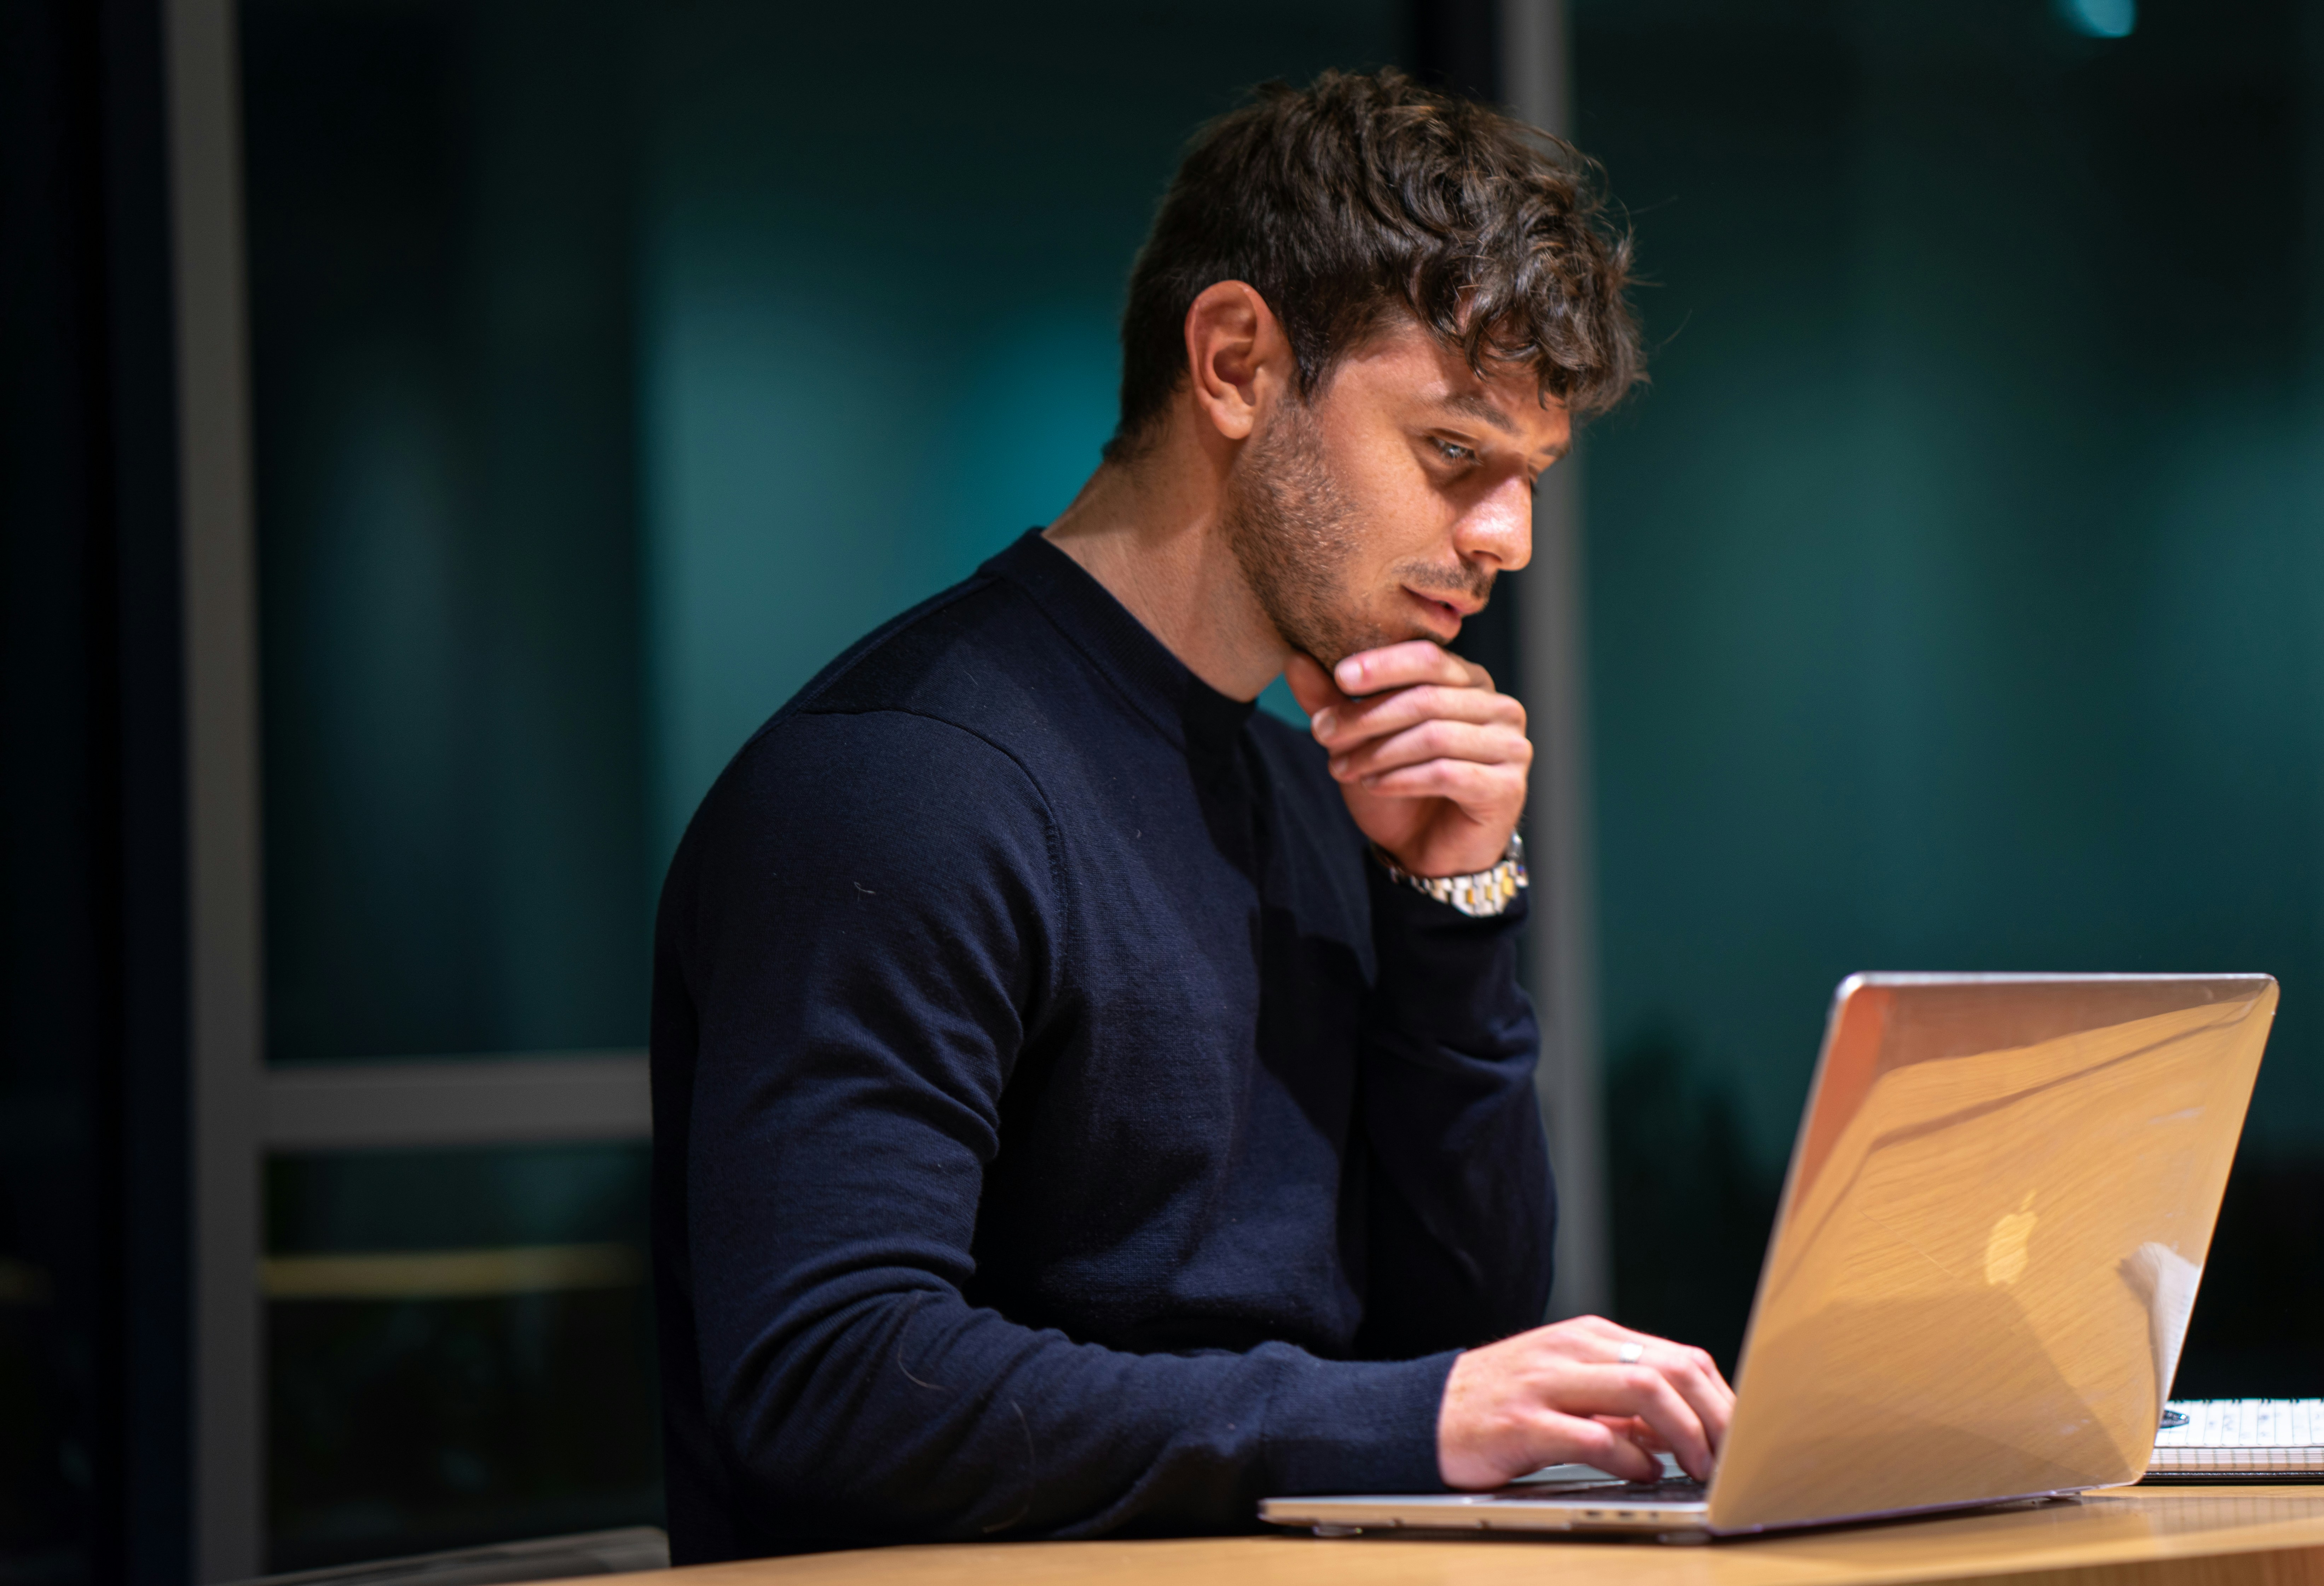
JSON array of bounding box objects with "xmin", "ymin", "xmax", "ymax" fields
[{"xmin": 983, "ymin": 528, "xmax": 1261, "ymax": 753}]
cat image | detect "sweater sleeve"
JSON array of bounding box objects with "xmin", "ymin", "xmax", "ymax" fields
[
  {"xmin": 660, "ymin": 709, "xmax": 1453, "ymax": 1552},
  {"xmin": 1354, "ymin": 868, "xmax": 1559, "ymax": 1359}
]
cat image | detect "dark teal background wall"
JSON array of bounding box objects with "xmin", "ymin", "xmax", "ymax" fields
[{"xmin": 1576, "ymin": 0, "xmax": 2324, "ymax": 1383}]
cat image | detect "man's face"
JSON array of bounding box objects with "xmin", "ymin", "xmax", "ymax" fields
[{"xmin": 1220, "ymin": 314, "xmax": 1569, "ymax": 670}]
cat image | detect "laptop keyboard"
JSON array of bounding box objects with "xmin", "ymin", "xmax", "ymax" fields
[
  {"xmin": 1509, "ymin": 1470, "xmax": 1707, "ymax": 1501},
  {"xmin": 1585, "ymin": 1478, "xmax": 1709, "ymax": 1501}
]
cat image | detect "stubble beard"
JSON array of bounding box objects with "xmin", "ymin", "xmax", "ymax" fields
[
  {"xmin": 1220, "ymin": 401, "xmax": 1494, "ymax": 671},
  {"xmin": 1220, "ymin": 402, "xmax": 1385, "ymax": 670}
]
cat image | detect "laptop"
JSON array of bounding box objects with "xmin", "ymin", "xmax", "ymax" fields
[{"xmin": 1262, "ymin": 972, "xmax": 2279, "ymax": 1539}]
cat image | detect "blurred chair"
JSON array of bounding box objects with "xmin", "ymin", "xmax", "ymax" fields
[{"xmin": 227, "ymin": 1529, "xmax": 669, "ymax": 1586}]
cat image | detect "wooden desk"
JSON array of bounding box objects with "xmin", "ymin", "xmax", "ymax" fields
[{"xmin": 640, "ymin": 1489, "xmax": 2324, "ymax": 1586}]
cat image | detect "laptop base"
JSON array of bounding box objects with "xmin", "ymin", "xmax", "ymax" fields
[{"xmin": 1260, "ymin": 1485, "xmax": 2086, "ymax": 1540}]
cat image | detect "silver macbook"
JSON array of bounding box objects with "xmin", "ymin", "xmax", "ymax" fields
[{"xmin": 1263, "ymin": 972, "xmax": 2278, "ymax": 1539}]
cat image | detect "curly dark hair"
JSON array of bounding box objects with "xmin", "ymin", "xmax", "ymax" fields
[{"xmin": 1106, "ymin": 68, "xmax": 1641, "ymax": 463}]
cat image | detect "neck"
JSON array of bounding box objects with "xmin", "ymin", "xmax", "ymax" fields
[{"xmin": 1042, "ymin": 423, "xmax": 1289, "ymax": 701}]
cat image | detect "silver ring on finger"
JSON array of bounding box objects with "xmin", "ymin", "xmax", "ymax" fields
[{"xmin": 1616, "ymin": 1342, "xmax": 1644, "ymax": 1365}]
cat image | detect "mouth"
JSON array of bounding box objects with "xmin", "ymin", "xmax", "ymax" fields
[{"xmin": 1402, "ymin": 586, "xmax": 1480, "ymax": 638}]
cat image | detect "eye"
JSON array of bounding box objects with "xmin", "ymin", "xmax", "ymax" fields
[{"xmin": 1430, "ymin": 436, "xmax": 1478, "ymax": 465}]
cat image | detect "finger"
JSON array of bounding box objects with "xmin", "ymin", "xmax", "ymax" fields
[
  {"xmin": 1620, "ymin": 1343, "xmax": 1733, "ymax": 1463},
  {"xmin": 1551, "ymin": 1364, "xmax": 1715, "ymax": 1482},
  {"xmin": 1614, "ymin": 1377, "xmax": 1713, "ymax": 1483},
  {"xmin": 1569, "ymin": 1323, "xmax": 1736, "ymax": 1444},
  {"xmin": 1487, "ymin": 1405, "xmax": 1654, "ymax": 1479},
  {"xmin": 1571, "ymin": 1325, "xmax": 1736, "ymax": 1447},
  {"xmin": 1334, "ymin": 640, "xmax": 1486, "ymax": 698},
  {"xmin": 1331, "ymin": 720, "xmax": 1532, "ymax": 783},
  {"xmin": 1548, "ymin": 1413, "xmax": 1661, "ymax": 1482},
  {"xmin": 1352, "ymin": 759, "xmax": 1528, "ymax": 811},
  {"xmin": 1600, "ymin": 1415, "xmax": 1669, "ymax": 1452},
  {"xmin": 1312, "ymin": 683, "xmax": 1523, "ymax": 752},
  {"xmin": 1282, "ymin": 652, "xmax": 1348, "ymax": 720}
]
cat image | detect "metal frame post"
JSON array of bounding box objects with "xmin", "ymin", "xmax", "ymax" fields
[
  {"xmin": 1502, "ymin": 0, "xmax": 1611, "ymax": 1321},
  {"xmin": 163, "ymin": 0, "xmax": 266, "ymax": 1572}
]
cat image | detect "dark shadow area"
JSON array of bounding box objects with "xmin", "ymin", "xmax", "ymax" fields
[
  {"xmin": 1604, "ymin": 1035, "xmax": 1780, "ymax": 1376},
  {"xmin": 267, "ymin": 1290, "xmax": 660, "ymax": 1574},
  {"xmin": 2173, "ymin": 1161, "xmax": 2324, "ymax": 1399},
  {"xmin": 264, "ymin": 1145, "xmax": 658, "ymax": 1571},
  {"xmin": 3, "ymin": 0, "xmax": 187, "ymax": 1580}
]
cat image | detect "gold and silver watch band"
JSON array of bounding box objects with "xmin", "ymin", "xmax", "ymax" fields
[{"xmin": 1371, "ymin": 832, "xmax": 1527, "ymax": 918}]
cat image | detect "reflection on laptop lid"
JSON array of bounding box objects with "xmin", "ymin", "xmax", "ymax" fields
[{"xmin": 1263, "ymin": 973, "xmax": 2278, "ymax": 1538}]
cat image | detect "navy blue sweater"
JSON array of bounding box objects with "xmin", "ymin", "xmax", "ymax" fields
[{"xmin": 650, "ymin": 529, "xmax": 1555, "ymax": 1560}]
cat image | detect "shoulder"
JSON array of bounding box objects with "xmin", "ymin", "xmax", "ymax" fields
[
  {"xmin": 700, "ymin": 707, "xmax": 1058, "ymax": 870},
  {"xmin": 661, "ymin": 555, "xmax": 1093, "ymax": 934},
  {"xmin": 714, "ymin": 558, "xmax": 1093, "ymax": 789},
  {"xmin": 662, "ymin": 707, "xmax": 1068, "ymax": 986},
  {"xmin": 777, "ymin": 566, "xmax": 1058, "ymax": 730}
]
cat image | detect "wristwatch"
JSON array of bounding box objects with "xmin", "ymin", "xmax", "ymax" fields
[{"xmin": 1371, "ymin": 832, "xmax": 1527, "ymax": 918}]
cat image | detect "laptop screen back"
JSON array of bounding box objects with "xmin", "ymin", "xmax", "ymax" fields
[{"xmin": 1709, "ymin": 974, "xmax": 2276, "ymax": 1532}]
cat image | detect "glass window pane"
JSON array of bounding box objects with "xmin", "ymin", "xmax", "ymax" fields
[
  {"xmin": 264, "ymin": 1145, "xmax": 654, "ymax": 1571},
  {"xmin": 243, "ymin": 0, "xmax": 647, "ymax": 1065}
]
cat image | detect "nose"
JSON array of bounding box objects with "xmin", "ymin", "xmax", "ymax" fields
[{"xmin": 1458, "ymin": 471, "xmax": 1535, "ymax": 574}]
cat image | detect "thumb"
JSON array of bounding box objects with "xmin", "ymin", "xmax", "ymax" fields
[{"xmin": 1282, "ymin": 652, "xmax": 1346, "ymax": 721}]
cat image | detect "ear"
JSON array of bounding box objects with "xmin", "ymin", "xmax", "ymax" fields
[{"xmin": 1182, "ymin": 281, "xmax": 1294, "ymax": 442}]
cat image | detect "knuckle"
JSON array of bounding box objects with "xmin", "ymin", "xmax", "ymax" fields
[{"xmin": 1396, "ymin": 688, "xmax": 1448, "ymax": 725}]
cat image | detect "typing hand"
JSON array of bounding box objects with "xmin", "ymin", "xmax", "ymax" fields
[
  {"xmin": 1285, "ymin": 643, "xmax": 1529, "ymax": 879},
  {"xmin": 1436, "ymin": 1315, "xmax": 1736, "ymax": 1489}
]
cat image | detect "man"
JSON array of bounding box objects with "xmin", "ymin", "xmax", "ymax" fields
[{"xmin": 650, "ymin": 69, "xmax": 1733, "ymax": 1561}]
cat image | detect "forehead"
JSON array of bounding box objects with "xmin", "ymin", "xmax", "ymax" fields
[{"xmin": 1314, "ymin": 314, "xmax": 1571, "ymax": 459}]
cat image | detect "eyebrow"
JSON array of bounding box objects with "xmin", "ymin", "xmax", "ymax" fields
[
  {"xmin": 1436, "ymin": 391, "xmax": 1569, "ymax": 461},
  {"xmin": 1439, "ymin": 391, "xmax": 1516, "ymax": 434}
]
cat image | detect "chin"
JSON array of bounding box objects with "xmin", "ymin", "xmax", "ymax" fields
[
  {"xmin": 1283, "ymin": 588, "xmax": 1446, "ymax": 671},
  {"xmin": 1312, "ymin": 621, "xmax": 1440, "ymax": 674},
  {"xmin": 1377, "ymin": 607, "xmax": 1453, "ymax": 650}
]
